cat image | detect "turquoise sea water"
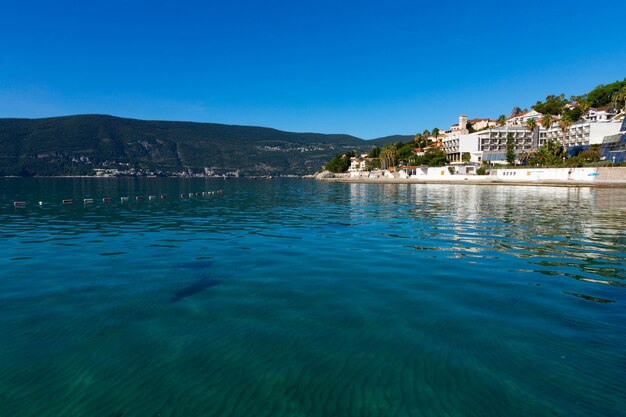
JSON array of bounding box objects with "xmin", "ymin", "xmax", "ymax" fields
[{"xmin": 1, "ymin": 178, "xmax": 625, "ymax": 417}]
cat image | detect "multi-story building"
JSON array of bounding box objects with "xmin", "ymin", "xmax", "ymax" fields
[
  {"xmin": 539, "ymin": 120, "xmax": 622, "ymax": 147},
  {"xmin": 443, "ymin": 131, "xmax": 481, "ymax": 163},
  {"xmin": 478, "ymin": 126, "xmax": 538, "ymax": 162},
  {"xmin": 443, "ymin": 110, "xmax": 624, "ymax": 164},
  {"xmin": 599, "ymin": 116, "xmax": 626, "ymax": 163}
]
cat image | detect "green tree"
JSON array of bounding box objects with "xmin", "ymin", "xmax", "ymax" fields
[
  {"xmin": 379, "ymin": 146, "xmax": 397, "ymax": 169},
  {"xmin": 578, "ymin": 100, "xmax": 591, "ymax": 118},
  {"xmin": 568, "ymin": 146, "xmax": 601, "ymax": 166},
  {"xmin": 540, "ymin": 115, "xmax": 553, "ymax": 130},
  {"xmin": 584, "ymin": 80, "xmax": 626, "ymax": 108},
  {"xmin": 324, "ymin": 152, "xmax": 354, "ymax": 173},
  {"xmin": 558, "ymin": 119, "xmax": 572, "ymax": 150},
  {"xmin": 461, "ymin": 152, "xmax": 471, "ymax": 163},
  {"xmin": 531, "ymin": 141, "xmax": 566, "ymax": 166},
  {"xmin": 367, "ymin": 146, "xmax": 381, "ymax": 158},
  {"xmin": 506, "ymin": 132, "xmax": 516, "ymax": 165},
  {"xmin": 396, "ymin": 143, "xmax": 416, "ymax": 165},
  {"xmin": 562, "ymin": 107, "xmax": 583, "ymax": 123},
  {"xmin": 432, "ymin": 128, "xmax": 440, "ymax": 142},
  {"xmin": 611, "ymin": 86, "xmax": 626, "ymax": 111},
  {"xmin": 416, "ymin": 148, "xmax": 447, "ymax": 166},
  {"xmin": 497, "ymin": 115, "xmax": 507, "ymax": 126},
  {"xmin": 518, "ymin": 150, "xmax": 536, "ymax": 166},
  {"xmin": 532, "ymin": 94, "xmax": 568, "ymax": 116}
]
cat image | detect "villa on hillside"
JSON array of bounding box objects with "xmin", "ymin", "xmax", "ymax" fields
[
  {"xmin": 348, "ymin": 153, "xmax": 370, "ymax": 174},
  {"xmin": 449, "ymin": 115, "xmax": 496, "ymax": 132},
  {"xmin": 586, "ymin": 107, "xmax": 619, "ymax": 122},
  {"xmin": 469, "ymin": 118, "xmax": 497, "ymax": 131},
  {"xmin": 507, "ymin": 109, "xmax": 542, "ymax": 125}
]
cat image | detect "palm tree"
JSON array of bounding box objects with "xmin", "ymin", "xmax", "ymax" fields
[
  {"xmin": 538, "ymin": 115, "xmax": 553, "ymax": 147},
  {"xmin": 497, "ymin": 115, "xmax": 506, "ymax": 126},
  {"xmin": 518, "ymin": 149, "xmax": 537, "ymax": 166},
  {"xmin": 578, "ymin": 100, "xmax": 591, "ymax": 119},
  {"xmin": 422, "ymin": 129, "xmax": 430, "ymax": 142},
  {"xmin": 432, "ymin": 128, "xmax": 440, "ymax": 142},
  {"xmin": 540, "ymin": 115, "xmax": 553, "ymax": 130},
  {"xmin": 612, "ymin": 87, "xmax": 626, "ymax": 111},
  {"xmin": 379, "ymin": 146, "xmax": 396, "ymax": 170},
  {"xmin": 526, "ymin": 118, "xmax": 537, "ymax": 149},
  {"xmin": 558, "ymin": 119, "xmax": 572, "ymax": 152}
]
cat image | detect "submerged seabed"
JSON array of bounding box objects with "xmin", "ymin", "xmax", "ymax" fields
[{"xmin": 0, "ymin": 178, "xmax": 625, "ymax": 417}]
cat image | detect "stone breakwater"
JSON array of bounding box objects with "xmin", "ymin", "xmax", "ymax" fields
[{"xmin": 314, "ymin": 167, "xmax": 626, "ymax": 187}]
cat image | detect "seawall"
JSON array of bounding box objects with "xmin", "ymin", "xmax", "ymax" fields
[{"xmin": 316, "ymin": 167, "xmax": 626, "ymax": 187}]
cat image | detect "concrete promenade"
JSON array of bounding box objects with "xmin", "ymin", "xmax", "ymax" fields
[{"xmin": 316, "ymin": 167, "xmax": 626, "ymax": 188}]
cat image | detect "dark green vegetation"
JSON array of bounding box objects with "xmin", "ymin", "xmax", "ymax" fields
[
  {"xmin": 0, "ymin": 115, "xmax": 405, "ymax": 176},
  {"xmin": 532, "ymin": 79, "xmax": 626, "ymax": 121},
  {"xmin": 520, "ymin": 142, "xmax": 604, "ymax": 168},
  {"xmin": 328, "ymin": 139, "xmax": 450, "ymax": 173},
  {"xmin": 506, "ymin": 133, "xmax": 515, "ymax": 165},
  {"xmin": 324, "ymin": 152, "xmax": 356, "ymax": 173}
]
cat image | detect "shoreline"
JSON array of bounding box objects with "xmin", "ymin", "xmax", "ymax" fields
[{"xmin": 317, "ymin": 176, "xmax": 626, "ymax": 188}]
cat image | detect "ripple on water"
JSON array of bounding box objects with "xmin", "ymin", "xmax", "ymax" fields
[{"xmin": 0, "ymin": 179, "xmax": 625, "ymax": 417}]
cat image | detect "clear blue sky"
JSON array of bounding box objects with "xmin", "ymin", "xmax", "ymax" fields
[{"xmin": 1, "ymin": 0, "xmax": 625, "ymax": 138}]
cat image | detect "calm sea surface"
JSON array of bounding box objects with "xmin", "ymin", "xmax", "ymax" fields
[{"xmin": 1, "ymin": 178, "xmax": 625, "ymax": 417}]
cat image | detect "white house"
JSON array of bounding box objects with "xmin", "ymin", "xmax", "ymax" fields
[
  {"xmin": 468, "ymin": 118, "xmax": 496, "ymax": 131},
  {"xmin": 585, "ymin": 107, "xmax": 618, "ymax": 122},
  {"xmin": 348, "ymin": 157, "xmax": 367, "ymax": 174},
  {"xmin": 507, "ymin": 109, "xmax": 542, "ymax": 126}
]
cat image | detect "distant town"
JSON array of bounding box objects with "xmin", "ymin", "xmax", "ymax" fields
[{"xmin": 326, "ymin": 80, "xmax": 626, "ymax": 180}]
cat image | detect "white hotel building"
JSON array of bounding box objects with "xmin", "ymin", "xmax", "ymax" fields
[
  {"xmin": 442, "ymin": 115, "xmax": 482, "ymax": 163},
  {"xmin": 443, "ymin": 109, "xmax": 622, "ymax": 164},
  {"xmin": 540, "ymin": 120, "xmax": 622, "ymax": 148}
]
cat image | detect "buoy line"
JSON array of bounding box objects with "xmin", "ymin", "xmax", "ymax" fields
[{"xmin": 11, "ymin": 190, "xmax": 224, "ymax": 209}]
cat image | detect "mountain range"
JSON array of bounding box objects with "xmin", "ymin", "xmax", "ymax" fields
[{"xmin": 0, "ymin": 114, "xmax": 411, "ymax": 176}]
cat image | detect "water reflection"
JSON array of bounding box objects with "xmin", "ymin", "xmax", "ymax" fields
[
  {"xmin": 347, "ymin": 183, "xmax": 625, "ymax": 288},
  {"xmin": 0, "ymin": 178, "xmax": 625, "ymax": 417}
]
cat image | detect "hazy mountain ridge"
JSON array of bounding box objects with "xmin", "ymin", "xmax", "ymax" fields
[{"xmin": 0, "ymin": 114, "xmax": 406, "ymax": 176}]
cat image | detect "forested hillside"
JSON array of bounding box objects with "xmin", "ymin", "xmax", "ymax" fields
[{"xmin": 0, "ymin": 115, "xmax": 402, "ymax": 176}]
